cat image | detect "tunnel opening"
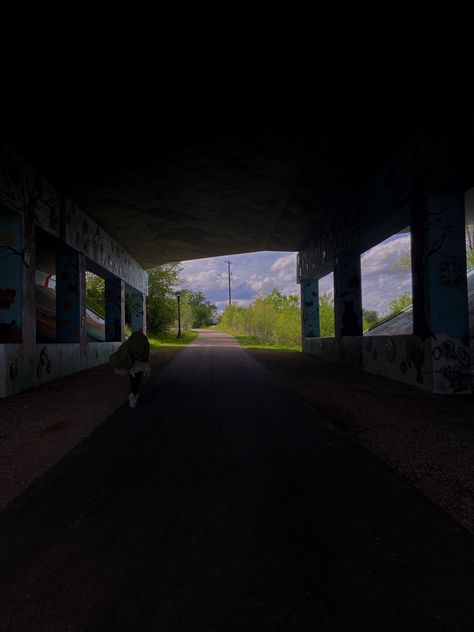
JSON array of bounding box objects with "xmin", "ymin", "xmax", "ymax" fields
[
  {"xmin": 361, "ymin": 228, "xmax": 413, "ymax": 337},
  {"xmin": 181, "ymin": 251, "xmax": 301, "ymax": 348}
]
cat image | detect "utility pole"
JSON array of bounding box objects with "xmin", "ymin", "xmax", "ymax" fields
[{"xmin": 224, "ymin": 260, "xmax": 232, "ymax": 306}]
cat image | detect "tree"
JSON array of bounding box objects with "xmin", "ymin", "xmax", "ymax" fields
[
  {"xmin": 186, "ymin": 291, "xmax": 218, "ymax": 327},
  {"xmin": 85, "ymin": 272, "xmax": 105, "ymax": 316},
  {"xmin": 220, "ymin": 288, "xmax": 302, "ymax": 346},
  {"xmin": 388, "ymin": 292, "xmax": 412, "ymax": 315},
  {"xmin": 146, "ymin": 263, "xmax": 183, "ymax": 335},
  {"xmin": 363, "ymin": 308, "xmax": 379, "ymax": 331},
  {"xmin": 319, "ymin": 292, "xmax": 335, "ymax": 337}
]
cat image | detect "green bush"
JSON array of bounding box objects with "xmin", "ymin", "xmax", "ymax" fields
[{"xmin": 220, "ymin": 289, "xmax": 301, "ymax": 347}]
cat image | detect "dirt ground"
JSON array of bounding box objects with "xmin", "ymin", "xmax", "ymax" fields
[{"xmin": 1, "ymin": 345, "xmax": 473, "ymax": 535}]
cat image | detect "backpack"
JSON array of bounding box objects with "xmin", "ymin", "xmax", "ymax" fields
[{"xmin": 109, "ymin": 339, "xmax": 133, "ymax": 370}]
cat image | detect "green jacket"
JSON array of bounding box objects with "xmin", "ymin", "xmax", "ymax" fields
[{"xmin": 109, "ymin": 332, "xmax": 150, "ymax": 370}]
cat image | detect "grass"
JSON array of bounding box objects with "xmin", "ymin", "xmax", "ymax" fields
[
  {"xmin": 211, "ymin": 327, "xmax": 301, "ymax": 351},
  {"xmin": 233, "ymin": 335, "xmax": 301, "ymax": 352},
  {"xmin": 148, "ymin": 330, "xmax": 199, "ymax": 348}
]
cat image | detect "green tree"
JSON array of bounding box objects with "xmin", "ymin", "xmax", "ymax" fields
[
  {"xmin": 220, "ymin": 289, "xmax": 302, "ymax": 346},
  {"xmin": 388, "ymin": 292, "xmax": 412, "ymax": 315},
  {"xmin": 146, "ymin": 263, "xmax": 183, "ymax": 336},
  {"xmin": 362, "ymin": 308, "xmax": 379, "ymax": 331},
  {"xmin": 85, "ymin": 272, "xmax": 105, "ymax": 316},
  {"xmin": 319, "ymin": 292, "xmax": 335, "ymax": 337},
  {"xmin": 186, "ymin": 291, "xmax": 218, "ymax": 327}
]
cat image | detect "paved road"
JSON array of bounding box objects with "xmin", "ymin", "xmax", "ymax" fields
[{"xmin": 1, "ymin": 330, "xmax": 474, "ymax": 631}]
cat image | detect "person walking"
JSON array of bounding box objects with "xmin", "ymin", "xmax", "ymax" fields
[{"xmin": 109, "ymin": 330, "xmax": 151, "ymax": 408}]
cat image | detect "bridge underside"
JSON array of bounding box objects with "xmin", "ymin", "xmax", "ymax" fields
[
  {"xmin": 4, "ymin": 78, "xmax": 471, "ymax": 268},
  {"xmin": 1, "ymin": 78, "xmax": 473, "ymax": 394}
]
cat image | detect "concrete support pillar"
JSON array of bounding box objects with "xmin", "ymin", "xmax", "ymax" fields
[
  {"xmin": 411, "ymin": 191, "xmax": 471, "ymax": 393},
  {"xmin": 56, "ymin": 250, "xmax": 86, "ymax": 343},
  {"xmin": 301, "ymin": 278, "xmax": 320, "ymax": 338},
  {"xmin": 334, "ymin": 251, "xmax": 362, "ymax": 337},
  {"xmin": 130, "ymin": 292, "xmax": 146, "ymax": 333},
  {"xmin": 0, "ymin": 213, "xmax": 24, "ymax": 342},
  {"xmin": 105, "ymin": 278, "xmax": 125, "ymax": 342}
]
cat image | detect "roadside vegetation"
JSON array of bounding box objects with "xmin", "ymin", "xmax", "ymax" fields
[
  {"xmin": 217, "ymin": 289, "xmax": 301, "ymax": 350},
  {"xmin": 86, "ymin": 263, "xmax": 217, "ymax": 343},
  {"xmin": 148, "ymin": 331, "xmax": 199, "ymax": 348}
]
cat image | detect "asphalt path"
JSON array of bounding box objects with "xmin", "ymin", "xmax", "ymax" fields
[{"xmin": 1, "ymin": 330, "xmax": 474, "ymax": 631}]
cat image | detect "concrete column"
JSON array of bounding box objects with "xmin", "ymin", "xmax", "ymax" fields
[
  {"xmin": 130, "ymin": 292, "xmax": 146, "ymax": 333},
  {"xmin": 56, "ymin": 250, "xmax": 86, "ymax": 343},
  {"xmin": 105, "ymin": 278, "xmax": 125, "ymax": 341},
  {"xmin": 0, "ymin": 213, "xmax": 24, "ymax": 342},
  {"xmin": 334, "ymin": 251, "xmax": 362, "ymax": 337},
  {"xmin": 301, "ymin": 278, "xmax": 320, "ymax": 338},
  {"xmin": 411, "ymin": 191, "xmax": 471, "ymax": 393}
]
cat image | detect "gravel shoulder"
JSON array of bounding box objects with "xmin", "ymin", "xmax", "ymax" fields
[{"xmin": 247, "ymin": 349, "xmax": 474, "ymax": 534}]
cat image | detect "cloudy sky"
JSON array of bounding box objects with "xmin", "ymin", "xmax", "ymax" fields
[{"xmin": 181, "ymin": 232, "xmax": 413, "ymax": 317}]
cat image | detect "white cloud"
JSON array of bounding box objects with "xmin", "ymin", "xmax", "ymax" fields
[
  {"xmin": 361, "ymin": 234, "xmax": 411, "ymax": 276},
  {"xmin": 179, "ymin": 236, "xmax": 414, "ymax": 317},
  {"xmin": 181, "ymin": 251, "xmax": 300, "ymax": 312},
  {"xmin": 270, "ymin": 253, "xmax": 297, "ymax": 273}
]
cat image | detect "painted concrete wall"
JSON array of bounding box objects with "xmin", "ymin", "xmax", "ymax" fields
[
  {"xmin": 65, "ymin": 201, "xmax": 147, "ymax": 295},
  {"xmin": 0, "ymin": 145, "xmax": 148, "ymax": 398},
  {"xmin": 304, "ymin": 333, "xmax": 474, "ymax": 395},
  {"xmin": 0, "ymin": 145, "xmax": 147, "ymax": 296},
  {"xmin": 303, "ymin": 336, "xmax": 434, "ymax": 391},
  {"xmin": 0, "ymin": 342, "xmax": 121, "ymax": 398},
  {"xmin": 298, "ymin": 120, "xmax": 473, "ymax": 394}
]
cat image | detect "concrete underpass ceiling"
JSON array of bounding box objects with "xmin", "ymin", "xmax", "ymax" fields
[{"xmin": 3, "ymin": 78, "xmax": 471, "ymax": 270}]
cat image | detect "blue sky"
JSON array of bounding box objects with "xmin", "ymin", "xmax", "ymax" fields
[{"xmin": 180, "ymin": 232, "xmax": 413, "ymax": 317}]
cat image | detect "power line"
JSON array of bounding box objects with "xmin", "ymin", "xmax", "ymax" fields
[{"xmin": 224, "ymin": 260, "xmax": 232, "ymax": 306}]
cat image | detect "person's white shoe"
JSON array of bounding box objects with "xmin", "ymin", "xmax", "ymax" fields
[{"xmin": 128, "ymin": 393, "xmax": 137, "ymax": 408}]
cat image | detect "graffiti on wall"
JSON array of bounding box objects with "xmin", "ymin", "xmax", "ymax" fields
[
  {"xmin": 297, "ymin": 207, "xmax": 373, "ymax": 282},
  {"xmin": 36, "ymin": 347, "xmax": 52, "ymax": 378},
  {"xmin": 66, "ymin": 203, "xmax": 147, "ymax": 294},
  {"xmin": 362, "ymin": 335, "xmax": 427, "ymax": 387},
  {"xmin": 431, "ymin": 333, "xmax": 471, "ymax": 394}
]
